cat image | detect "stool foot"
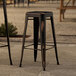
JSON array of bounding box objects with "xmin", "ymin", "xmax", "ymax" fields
[
  {"xmin": 10, "ymin": 62, "xmax": 13, "ymax": 65},
  {"xmin": 34, "ymin": 50, "xmax": 37, "ymax": 62},
  {"xmin": 9, "ymin": 52, "xmax": 13, "ymax": 65},
  {"xmin": 19, "ymin": 64, "xmax": 22, "ymax": 67},
  {"xmin": 57, "ymin": 62, "xmax": 60, "ymax": 65},
  {"xmin": 43, "ymin": 67, "xmax": 46, "ymax": 71},
  {"xmin": 34, "ymin": 59, "xmax": 37, "ymax": 62}
]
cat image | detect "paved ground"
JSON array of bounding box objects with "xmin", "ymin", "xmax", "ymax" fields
[
  {"xmin": 0, "ymin": 42, "xmax": 76, "ymax": 76},
  {"xmin": 0, "ymin": 2, "xmax": 76, "ymax": 76}
]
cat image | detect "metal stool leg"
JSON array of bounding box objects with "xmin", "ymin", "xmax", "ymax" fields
[
  {"xmin": 23, "ymin": 0, "xmax": 25, "ymax": 7},
  {"xmin": 39, "ymin": 15, "xmax": 46, "ymax": 71},
  {"xmin": 6, "ymin": 25, "xmax": 13, "ymax": 65},
  {"xmin": 18, "ymin": 0, "xmax": 20, "ymax": 7},
  {"xmin": 19, "ymin": 15, "xmax": 28, "ymax": 67},
  {"xmin": 14, "ymin": 0, "xmax": 16, "ymax": 7},
  {"xmin": 34, "ymin": 17, "xmax": 39, "ymax": 62},
  {"xmin": 50, "ymin": 16, "xmax": 59, "ymax": 65},
  {"xmin": 42, "ymin": 15, "xmax": 46, "ymax": 71},
  {"xmin": 27, "ymin": 0, "xmax": 30, "ymax": 7},
  {"xmin": 3, "ymin": 0, "xmax": 13, "ymax": 65}
]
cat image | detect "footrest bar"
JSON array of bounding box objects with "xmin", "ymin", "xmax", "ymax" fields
[
  {"xmin": 24, "ymin": 46, "xmax": 54, "ymax": 51},
  {"xmin": 24, "ymin": 47, "xmax": 41, "ymax": 51},
  {"xmin": 46, "ymin": 46, "xmax": 54, "ymax": 51},
  {"xmin": 0, "ymin": 45, "xmax": 8, "ymax": 48},
  {"xmin": 25, "ymin": 43, "xmax": 34, "ymax": 47}
]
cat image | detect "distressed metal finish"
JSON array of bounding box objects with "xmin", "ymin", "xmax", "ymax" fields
[{"xmin": 19, "ymin": 11, "xmax": 59, "ymax": 71}]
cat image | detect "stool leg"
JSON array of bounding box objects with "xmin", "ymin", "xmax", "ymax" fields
[
  {"xmin": 23, "ymin": 0, "xmax": 25, "ymax": 7},
  {"xmin": 50, "ymin": 16, "xmax": 59, "ymax": 65},
  {"xmin": 39, "ymin": 15, "xmax": 46, "ymax": 71},
  {"xmin": 60, "ymin": 9, "xmax": 62, "ymax": 22},
  {"xmin": 14, "ymin": 0, "xmax": 16, "ymax": 7},
  {"xmin": 3, "ymin": 0, "xmax": 13, "ymax": 65},
  {"xmin": 18, "ymin": 0, "xmax": 20, "ymax": 7},
  {"xmin": 34, "ymin": 17, "xmax": 39, "ymax": 62},
  {"xmin": 6, "ymin": 24, "xmax": 13, "ymax": 65},
  {"xmin": 19, "ymin": 15, "xmax": 28, "ymax": 67}
]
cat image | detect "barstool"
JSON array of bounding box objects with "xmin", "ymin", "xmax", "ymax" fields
[{"xmin": 19, "ymin": 11, "xmax": 59, "ymax": 71}]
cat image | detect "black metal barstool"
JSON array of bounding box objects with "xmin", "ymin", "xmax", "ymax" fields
[
  {"xmin": 2, "ymin": 0, "xmax": 13, "ymax": 65},
  {"xmin": 19, "ymin": 11, "xmax": 59, "ymax": 71}
]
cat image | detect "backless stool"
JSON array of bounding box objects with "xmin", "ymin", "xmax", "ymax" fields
[
  {"xmin": 1, "ymin": 0, "xmax": 13, "ymax": 65},
  {"xmin": 19, "ymin": 11, "xmax": 59, "ymax": 71}
]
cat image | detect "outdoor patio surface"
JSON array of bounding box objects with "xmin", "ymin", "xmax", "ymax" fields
[
  {"xmin": 0, "ymin": 2, "xmax": 76, "ymax": 76},
  {"xmin": 0, "ymin": 42, "xmax": 76, "ymax": 76}
]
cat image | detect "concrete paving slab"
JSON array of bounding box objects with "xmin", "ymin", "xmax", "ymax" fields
[{"xmin": 0, "ymin": 42, "xmax": 76, "ymax": 76}]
